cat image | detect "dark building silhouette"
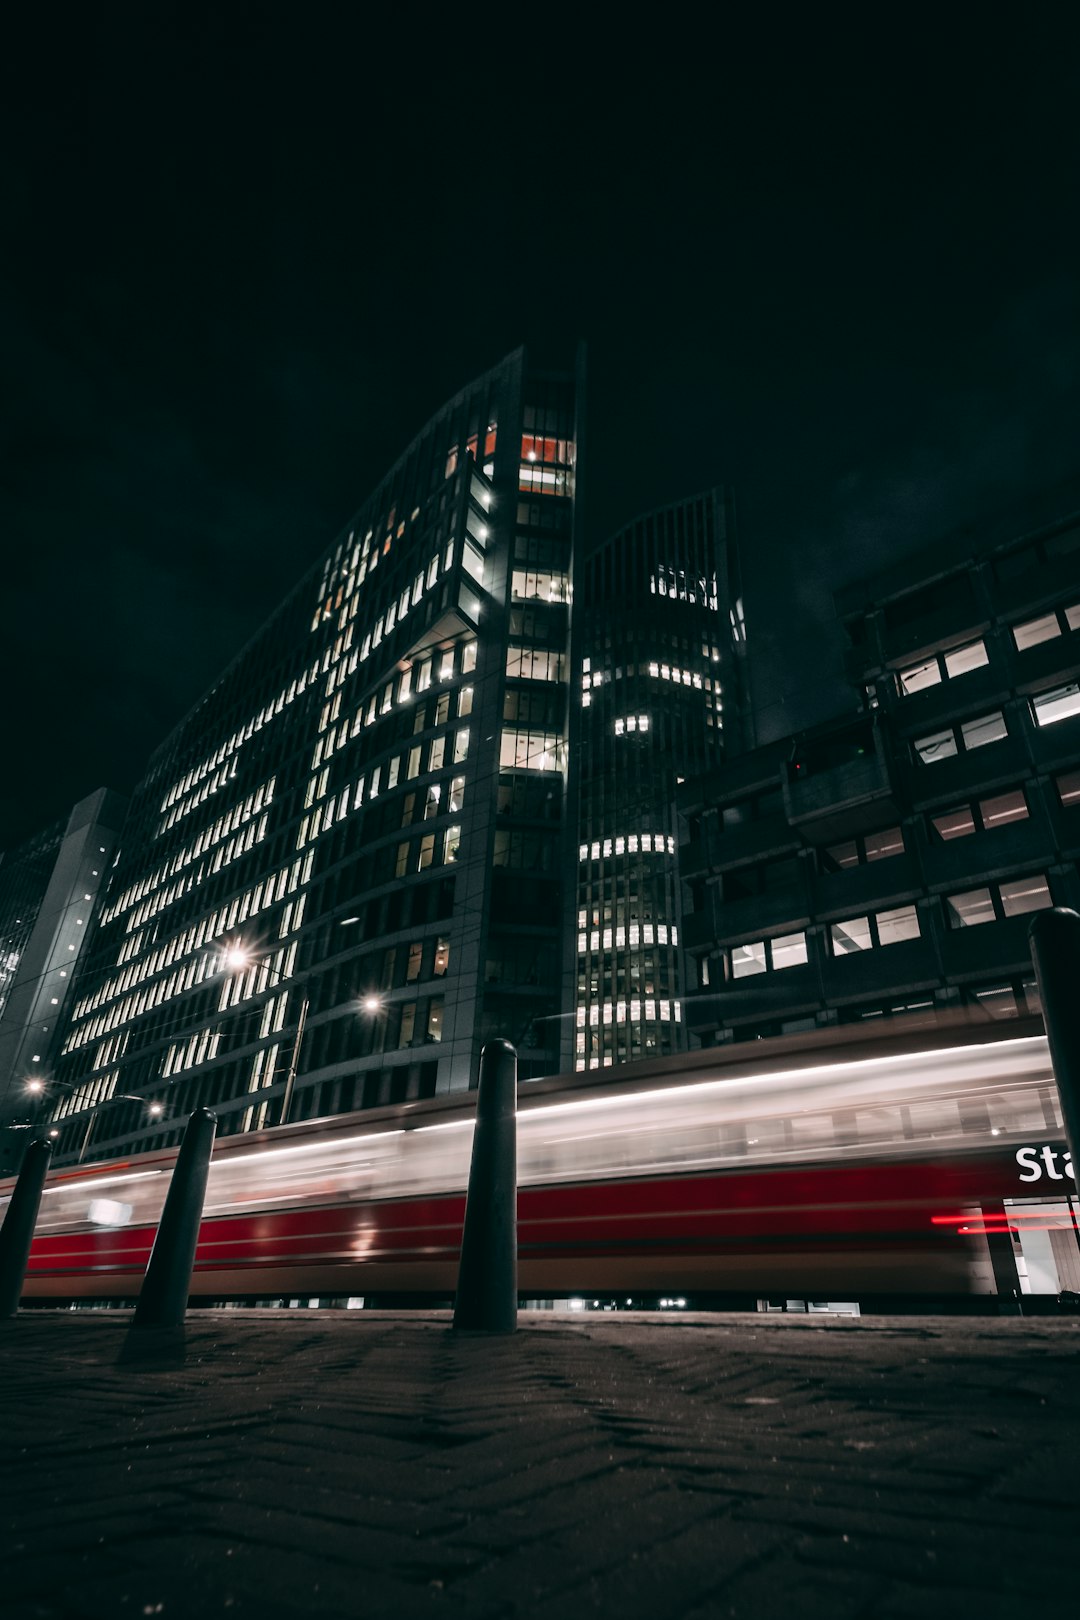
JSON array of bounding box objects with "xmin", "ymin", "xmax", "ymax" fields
[{"xmin": 680, "ymin": 488, "xmax": 1080, "ymax": 1043}]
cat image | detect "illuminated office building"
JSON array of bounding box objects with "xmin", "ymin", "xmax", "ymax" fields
[
  {"xmin": 0, "ymin": 790, "xmax": 125, "ymax": 1172},
  {"xmin": 567, "ymin": 490, "xmax": 748, "ymax": 1070},
  {"xmin": 47, "ymin": 348, "xmax": 583, "ymax": 1162},
  {"xmin": 680, "ymin": 484, "xmax": 1080, "ymax": 1044}
]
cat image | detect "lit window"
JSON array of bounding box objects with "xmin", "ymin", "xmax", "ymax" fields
[
  {"xmin": 824, "ymin": 839, "xmax": 859, "ymax": 870},
  {"xmin": 399, "ymin": 1005, "xmax": 417, "ymax": 1048},
  {"xmin": 943, "ymin": 640, "xmax": 989, "ymax": 677},
  {"xmin": 731, "ymin": 941, "xmax": 767, "ymax": 978},
  {"xmin": 458, "ymin": 686, "xmax": 474, "ymax": 718},
  {"xmin": 980, "ymin": 789, "xmax": 1028, "ymax": 829},
  {"xmin": 1066, "ymin": 603, "xmax": 1080, "ymax": 631},
  {"xmin": 1032, "ymin": 683, "xmax": 1080, "ymax": 728},
  {"xmin": 443, "ymin": 826, "xmax": 461, "ymax": 863},
  {"xmin": 429, "ymin": 737, "xmax": 446, "ymax": 771},
  {"xmin": 831, "ymin": 917, "xmax": 872, "ymax": 954},
  {"xmin": 427, "ymin": 999, "xmax": 444, "ymax": 1042},
  {"xmin": 865, "ymin": 826, "xmax": 904, "ymax": 861},
  {"xmin": 914, "ymin": 727, "xmax": 957, "ymax": 763},
  {"xmin": 1056, "ymin": 769, "xmax": 1080, "ymax": 807},
  {"xmin": 1012, "ymin": 613, "xmax": 1061, "ymax": 651},
  {"xmin": 961, "ymin": 710, "xmax": 1007, "ymax": 750},
  {"xmin": 433, "ymin": 937, "xmax": 450, "ymax": 976},
  {"xmin": 876, "ymin": 905, "xmax": 920, "ymax": 945},
  {"xmin": 770, "ymin": 932, "xmax": 808, "ymax": 969},
  {"xmin": 899, "ymin": 657, "xmax": 941, "ymax": 696},
  {"xmin": 418, "ymin": 835, "xmax": 435, "ymax": 871},
  {"xmin": 406, "ymin": 942, "xmax": 423, "ymax": 983},
  {"xmin": 946, "ymin": 887, "xmax": 995, "ymax": 928},
  {"xmin": 999, "ymin": 875, "xmax": 1051, "ymax": 917}
]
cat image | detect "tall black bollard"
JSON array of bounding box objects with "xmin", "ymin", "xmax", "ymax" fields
[
  {"xmin": 131, "ymin": 1108, "xmax": 217, "ymax": 1331},
  {"xmin": 0, "ymin": 1138, "xmax": 53, "ymax": 1318},
  {"xmin": 1029, "ymin": 908, "xmax": 1080, "ymax": 1185},
  {"xmin": 453, "ymin": 1039, "xmax": 518, "ymax": 1333}
]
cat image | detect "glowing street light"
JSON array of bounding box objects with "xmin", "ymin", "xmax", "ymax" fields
[
  {"xmin": 24, "ymin": 1078, "xmax": 45, "ymax": 1096},
  {"xmin": 360, "ymin": 994, "xmax": 383, "ymax": 1014}
]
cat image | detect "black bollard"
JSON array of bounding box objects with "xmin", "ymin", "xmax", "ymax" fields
[
  {"xmin": 453, "ymin": 1039, "xmax": 518, "ymax": 1333},
  {"xmin": 0, "ymin": 1138, "xmax": 53, "ymax": 1318},
  {"xmin": 1029, "ymin": 908, "xmax": 1080, "ymax": 1185},
  {"xmin": 131, "ymin": 1108, "xmax": 217, "ymax": 1331}
]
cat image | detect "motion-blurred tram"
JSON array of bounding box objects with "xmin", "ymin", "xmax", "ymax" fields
[{"xmin": 6, "ymin": 1017, "xmax": 1078, "ymax": 1306}]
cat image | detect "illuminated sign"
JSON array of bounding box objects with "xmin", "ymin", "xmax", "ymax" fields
[{"xmin": 1015, "ymin": 1145, "xmax": 1075, "ymax": 1184}]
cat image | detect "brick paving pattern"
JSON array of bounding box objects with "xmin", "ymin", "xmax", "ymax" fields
[{"xmin": 2, "ymin": 1311, "xmax": 1078, "ymax": 1618}]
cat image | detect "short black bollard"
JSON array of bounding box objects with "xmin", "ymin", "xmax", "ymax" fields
[
  {"xmin": 0, "ymin": 1138, "xmax": 53, "ymax": 1318},
  {"xmin": 131, "ymin": 1108, "xmax": 217, "ymax": 1331},
  {"xmin": 1029, "ymin": 908, "xmax": 1080, "ymax": 1183},
  {"xmin": 453, "ymin": 1039, "xmax": 518, "ymax": 1333}
]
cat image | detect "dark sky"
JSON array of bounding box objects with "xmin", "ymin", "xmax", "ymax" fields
[{"xmin": 3, "ymin": 9, "xmax": 1079, "ymax": 850}]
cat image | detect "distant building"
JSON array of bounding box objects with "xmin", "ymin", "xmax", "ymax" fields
[
  {"xmin": 45, "ymin": 349, "xmax": 584, "ymax": 1162},
  {"xmin": 567, "ymin": 490, "xmax": 749, "ymax": 1070},
  {"xmin": 679, "ymin": 488, "xmax": 1080, "ymax": 1043},
  {"xmin": 0, "ymin": 790, "xmax": 125, "ymax": 1172}
]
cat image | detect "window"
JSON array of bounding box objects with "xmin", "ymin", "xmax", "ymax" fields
[
  {"xmin": 1056, "ymin": 769, "xmax": 1080, "ymax": 807},
  {"xmin": 770, "ymin": 932, "xmax": 809, "ymax": 969},
  {"xmin": 443, "ymin": 826, "xmax": 461, "ymax": 864},
  {"xmin": 999, "ymin": 875, "xmax": 1052, "ymax": 917},
  {"xmin": 433, "ymin": 937, "xmax": 450, "ymax": 976},
  {"xmin": 946, "ymin": 876, "xmax": 1052, "ymax": 928},
  {"xmin": 1012, "ymin": 613, "xmax": 1060, "ymax": 651},
  {"xmin": 930, "ymin": 788, "xmax": 1028, "ymax": 841},
  {"xmin": 822, "ymin": 827, "xmax": 904, "ymax": 872},
  {"xmin": 961, "ymin": 711, "xmax": 1007, "ymax": 749},
  {"xmin": 831, "ymin": 906, "xmax": 920, "ymax": 954},
  {"xmin": 1031, "ymin": 683, "xmax": 1080, "ymax": 728},
  {"xmin": 405, "ymin": 942, "xmax": 423, "ymax": 983},
  {"xmin": 426, "ymin": 999, "xmax": 444, "ymax": 1042},
  {"xmin": 897, "ymin": 639, "xmax": 988, "ymax": 695},
  {"xmin": 980, "ymin": 789, "xmax": 1028, "ymax": 829},
  {"xmin": 730, "ymin": 933, "xmax": 807, "ymax": 979},
  {"xmin": 914, "ymin": 710, "xmax": 1007, "ymax": 762},
  {"xmin": 731, "ymin": 941, "xmax": 766, "ymax": 978},
  {"xmin": 944, "ymin": 641, "xmax": 989, "ymax": 678},
  {"xmin": 417, "ymin": 835, "xmax": 435, "ymax": 872},
  {"xmin": 913, "ymin": 726, "xmax": 957, "ymax": 763},
  {"xmin": 875, "ymin": 905, "xmax": 921, "ymax": 946},
  {"xmin": 399, "ymin": 1005, "xmax": 416, "ymax": 1047},
  {"xmin": 945, "ymin": 887, "xmax": 996, "ymax": 928},
  {"xmin": 830, "ymin": 916, "xmax": 872, "ymax": 954}
]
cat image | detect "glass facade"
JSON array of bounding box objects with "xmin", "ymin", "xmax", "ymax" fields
[
  {"xmin": 48, "ymin": 349, "xmax": 583, "ymax": 1162},
  {"xmin": 568, "ymin": 490, "xmax": 747, "ymax": 1070}
]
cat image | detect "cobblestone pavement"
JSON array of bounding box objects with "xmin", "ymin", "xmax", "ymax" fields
[{"xmin": 2, "ymin": 1311, "xmax": 1078, "ymax": 1619}]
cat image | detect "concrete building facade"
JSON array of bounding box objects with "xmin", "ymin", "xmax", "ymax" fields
[{"xmin": 680, "ymin": 488, "xmax": 1080, "ymax": 1044}]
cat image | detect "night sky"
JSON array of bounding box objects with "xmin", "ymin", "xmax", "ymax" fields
[{"xmin": 4, "ymin": 10, "xmax": 1079, "ymax": 850}]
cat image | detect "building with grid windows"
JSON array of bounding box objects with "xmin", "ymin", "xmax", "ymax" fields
[
  {"xmin": 44, "ymin": 348, "xmax": 583, "ymax": 1164},
  {"xmin": 0, "ymin": 790, "xmax": 125, "ymax": 1172},
  {"xmin": 566, "ymin": 490, "xmax": 749, "ymax": 1071},
  {"xmin": 679, "ymin": 486, "xmax": 1080, "ymax": 1045}
]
